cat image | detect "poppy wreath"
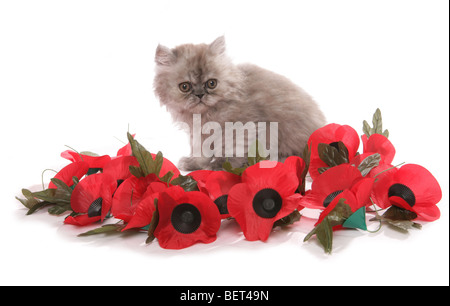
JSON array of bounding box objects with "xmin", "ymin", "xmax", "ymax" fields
[{"xmin": 16, "ymin": 109, "xmax": 443, "ymax": 254}]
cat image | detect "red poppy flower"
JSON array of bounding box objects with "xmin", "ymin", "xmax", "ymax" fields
[
  {"xmin": 370, "ymin": 164, "xmax": 442, "ymax": 221},
  {"xmin": 121, "ymin": 183, "xmax": 167, "ymax": 231},
  {"xmin": 154, "ymin": 186, "xmax": 221, "ymax": 249},
  {"xmin": 102, "ymin": 156, "xmax": 140, "ymax": 186},
  {"xmin": 111, "ymin": 174, "xmax": 166, "ymax": 223},
  {"xmin": 203, "ymin": 171, "xmax": 241, "ymax": 219},
  {"xmin": 187, "ymin": 170, "xmax": 214, "ymax": 193},
  {"xmin": 116, "ymin": 134, "xmax": 135, "ymax": 157},
  {"xmin": 227, "ymin": 161, "xmax": 301, "ymax": 242},
  {"xmin": 48, "ymin": 161, "xmax": 89, "ymax": 189},
  {"xmin": 61, "ymin": 150, "xmax": 111, "ymax": 169},
  {"xmin": 350, "ymin": 134, "xmax": 395, "ymax": 172},
  {"xmin": 307, "ymin": 123, "xmax": 360, "ymax": 180},
  {"xmin": 361, "ymin": 134, "xmax": 395, "ymax": 165},
  {"xmin": 283, "ymin": 156, "xmax": 306, "ymax": 192},
  {"xmin": 300, "ymin": 164, "xmax": 374, "ymax": 210},
  {"xmin": 64, "ymin": 173, "xmax": 117, "ymax": 225},
  {"xmin": 316, "ymin": 189, "xmax": 364, "ymax": 227}
]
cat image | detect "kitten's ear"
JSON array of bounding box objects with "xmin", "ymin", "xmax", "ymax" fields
[
  {"xmin": 208, "ymin": 36, "xmax": 226, "ymax": 55},
  {"xmin": 155, "ymin": 44, "xmax": 177, "ymax": 66}
]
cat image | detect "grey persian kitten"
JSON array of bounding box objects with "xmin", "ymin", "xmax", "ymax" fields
[{"xmin": 153, "ymin": 36, "xmax": 326, "ymax": 171}]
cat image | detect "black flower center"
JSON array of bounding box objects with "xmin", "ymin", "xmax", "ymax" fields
[
  {"xmin": 214, "ymin": 195, "xmax": 229, "ymax": 215},
  {"xmin": 87, "ymin": 197, "xmax": 103, "ymax": 217},
  {"xmin": 323, "ymin": 190, "xmax": 344, "ymax": 207},
  {"xmin": 252, "ymin": 188, "xmax": 282, "ymax": 219},
  {"xmin": 329, "ymin": 141, "xmax": 340, "ymax": 150},
  {"xmin": 388, "ymin": 183, "xmax": 416, "ymax": 207},
  {"xmin": 171, "ymin": 203, "xmax": 202, "ymax": 234}
]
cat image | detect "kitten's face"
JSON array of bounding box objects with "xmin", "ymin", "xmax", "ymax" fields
[{"xmin": 154, "ymin": 37, "xmax": 242, "ymax": 115}]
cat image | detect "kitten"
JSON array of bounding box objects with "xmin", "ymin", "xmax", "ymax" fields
[{"xmin": 153, "ymin": 36, "xmax": 326, "ymax": 171}]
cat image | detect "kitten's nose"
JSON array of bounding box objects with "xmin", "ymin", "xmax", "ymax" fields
[{"xmin": 195, "ymin": 94, "xmax": 204, "ymax": 99}]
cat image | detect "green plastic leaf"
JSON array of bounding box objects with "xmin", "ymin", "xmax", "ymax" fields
[
  {"xmin": 78, "ymin": 223, "xmax": 127, "ymax": 237},
  {"xmin": 146, "ymin": 199, "xmax": 159, "ymax": 244},
  {"xmin": 48, "ymin": 204, "xmax": 72, "ymax": 215},
  {"xmin": 318, "ymin": 141, "xmax": 349, "ymax": 167},
  {"xmin": 127, "ymin": 132, "xmax": 155, "ymax": 177},
  {"xmin": 357, "ymin": 153, "xmax": 381, "ymax": 176},
  {"xmin": 303, "ymin": 199, "xmax": 353, "ymax": 253},
  {"xmin": 343, "ymin": 207, "xmax": 367, "ymax": 230},
  {"xmin": 171, "ymin": 174, "xmax": 199, "ymax": 192},
  {"xmin": 304, "ymin": 217, "xmax": 333, "ymax": 254},
  {"xmin": 273, "ymin": 210, "xmax": 301, "ymax": 228},
  {"xmin": 222, "ymin": 160, "xmax": 245, "ymax": 176},
  {"xmin": 362, "ymin": 108, "xmax": 389, "ymax": 138},
  {"xmin": 369, "ymin": 205, "xmax": 422, "ymax": 232},
  {"xmin": 16, "ymin": 189, "xmax": 41, "ymax": 210}
]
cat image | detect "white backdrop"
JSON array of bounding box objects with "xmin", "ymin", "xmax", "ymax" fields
[{"xmin": 0, "ymin": 0, "xmax": 448, "ymax": 286}]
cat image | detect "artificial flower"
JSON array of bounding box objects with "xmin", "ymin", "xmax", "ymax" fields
[
  {"xmin": 187, "ymin": 170, "xmax": 214, "ymax": 193},
  {"xmin": 61, "ymin": 150, "xmax": 112, "ymax": 169},
  {"xmin": 370, "ymin": 164, "xmax": 442, "ymax": 221},
  {"xmin": 102, "ymin": 155, "xmax": 140, "ymax": 187},
  {"xmin": 307, "ymin": 123, "xmax": 360, "ymax": 180},
  {"xmin": 111, "ymin": 174, "xmax": 166, "ymax": 222},
  {"xmin": 350, "ymin": 134, "xmax": 396, "ymax": 174},
  {"xmin": 227, "ymin": 161, "xmax": 301, "ymax": 242},
  {"xmin": 315, "ymin": 189, "xmax": 366, "ymax": 228},
  {"xmin": 65, "ymin": 173, "xmax": 117, "ymax": 225},
  {"xmin": 203, "ymin": 171, "xmax": 241, "ymax": 218},
  {"xmin": 154, "ymin": 186, "xmax": 221, "ymax": 249},
  {"xmin": 121, "ymin": 184, "xmax": 164, "ymax": 231},
  {"xmin": 300, "ymin": 164, "xmax": 374, "ymax": 210},
  {"xmin": 48, "ymin": 161, "xmax": 89, "ymax": 189},
  {"xmin": 283, "ymin": 155, "xmax": 307, "ymax": 193}
]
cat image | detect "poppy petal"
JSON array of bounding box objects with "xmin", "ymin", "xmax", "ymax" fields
[
  {"xmin": 48, "ymin": 161, "xmax": 89, "ymax": 189},
  {"xmin": 363, "ymin": 134, "xmax": 396, "ymax": 165},
  {"xmin": 64, "ymin": 214, "xmax": 101, "ymax": 226}
]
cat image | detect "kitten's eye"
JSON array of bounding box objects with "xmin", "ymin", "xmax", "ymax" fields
[
  {"xmin": 179, "ymin": 82, "xmax": 192, "ymax": 93},
  {"xmin": 206, "ymin": 79, "xmax": 218, "ymax": 89}
]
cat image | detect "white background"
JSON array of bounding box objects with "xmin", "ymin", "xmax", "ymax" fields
[{"xmin": 0, "ymin": 0, "xmax": 448, "ymax": 286}]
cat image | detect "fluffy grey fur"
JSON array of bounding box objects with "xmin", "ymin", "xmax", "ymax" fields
[{"xmin": 153, "ymin": 36, "xmax": 326, "ymax": 171}]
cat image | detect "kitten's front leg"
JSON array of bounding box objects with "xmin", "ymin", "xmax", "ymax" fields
[{"xmin": 178, "ymin": 156, "xmax": 213, "ymax": 172}]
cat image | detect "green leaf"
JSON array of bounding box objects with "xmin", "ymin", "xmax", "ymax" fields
[
  {"xmin": 369, "ymin": 205, "xmax": 422, "ymax": 232},
  {"xmin": 273, "ymin": 210, "xmax": 301, "ymax": 228},
  {"xmin": 171, "ymin": 174, "xmax": 199, "ymax": 192},
  {"xmin": 48, "ymin": 204, "xmax": 72, "ymax": 215},
  {"xmin": 159, "ymin": 170, "xmax": 174, "ymax": 184},
  {"xmin": 357, "ymin": 153, "xmax": 381, "ymax": 176},
  {"xmin": 222, "ymin": 160, "xmax": 246, "ymax": 176},
  {"xmin": 127, "ymin": 133, "xmax": 167, "ymax": 179},
  {"xmin": 16, "ymin": 189, "xmax": 40, "ymax": 210},
  {"xmin": 304, "ymin": 217, "xmax": 333, "ymax": 254},
  {"xmin": 303, "ymin": 199, "xmax": 353, "ymax": 253},
  {"xmin": 127, "ymin": 132, "xmax": 155, "ymax": 176},
  {"xmin": 146, "ymin": 199, "xmax": 159, "ymax": 244},
  {"xmin": 318, "ymin": 141, "xmax": 349, "ymax": 167},
  {"xmin": 129, "ymin": 165, "xmax": 144, "ymax": 178},
  {"xmin": 362, "ymin": 108, "xmax": 389, "ymax": 138},
  {"xmin": 78, "ymin": 223, "xmax": 127, "ymax": 237},
  {"xmin": 382, "ymin": 205, "xmax": 418, "ymax": 221},
  {"xmin": 343, "ymin": 207, "xmax": 367, "ymax": 230},
  {"xmin": 31, "ymin": 187, "xmax": 71, "ymax": 206}
]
